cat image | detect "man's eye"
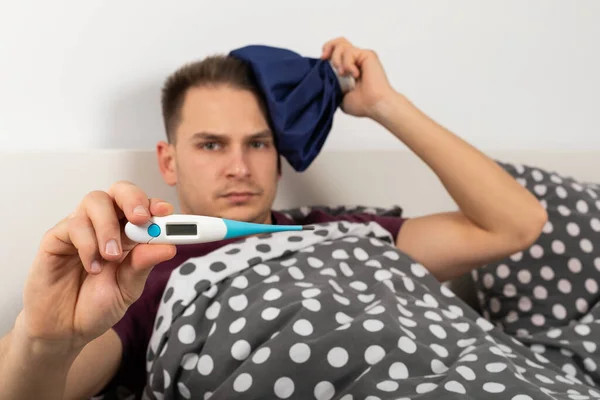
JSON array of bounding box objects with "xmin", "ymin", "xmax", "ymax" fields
[
  {"xmin": 200, "ymin": 142, "xmax": 220, "ymax": 150},
  {"xmin": 251, "ymin": 141, "xmax": 268, "ymax": 149}
]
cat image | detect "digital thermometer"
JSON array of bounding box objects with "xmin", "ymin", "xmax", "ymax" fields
[{"xmin": 125, "ymin": 214, "xmax": 314, "ymax": 245}]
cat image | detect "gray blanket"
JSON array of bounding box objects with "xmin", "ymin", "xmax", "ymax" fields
[{"xmin": 143, "ymin": 220, "xmax": 600, "ymax": 399}]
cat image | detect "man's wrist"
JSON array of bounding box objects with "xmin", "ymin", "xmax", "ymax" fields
[
  {"xmin": 0, "ymin": 319, "xmax": 79, "ymax": 400},
  {"xmin": 9, "ymin": 312, "xmax": 82, "ymax": 369},
  {"xmin": 369, "ymin": 91, "xmax": 414, "ymax": 127}
]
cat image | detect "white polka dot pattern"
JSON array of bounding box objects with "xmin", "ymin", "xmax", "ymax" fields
[
  {"xmin": 142, "ymin": 208, "xmax": 600, "ymax": 399},
  {"xmin": 472, "ymin": 161, "xmax": 600, "ymax": 387}
]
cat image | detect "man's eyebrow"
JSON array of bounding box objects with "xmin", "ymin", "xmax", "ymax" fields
[
  {"xmin": 190, "ymin": 132, "xmax": 226, "ymax": 141},
  {"xmin": 190, "ymin": 130, "xmax": 273, "ymax": 140},
  {"xmin": 248, "ymin": 130, "xmax": 274, "ymax": 139}
]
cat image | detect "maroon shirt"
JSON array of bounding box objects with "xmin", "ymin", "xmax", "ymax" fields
[{"xmin": 97, "ymin": 209, "xmax": 406, "ymax": 398}]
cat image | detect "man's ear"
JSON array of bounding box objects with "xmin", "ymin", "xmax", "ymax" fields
[{"xmin": 156, "ymin": 140, "xmax": 177, "ymax": 186}]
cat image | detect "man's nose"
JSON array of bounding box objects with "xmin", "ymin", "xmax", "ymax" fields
[{"xmin": 225, "ymin": 149, "xmax": 250, "ymax": 178}]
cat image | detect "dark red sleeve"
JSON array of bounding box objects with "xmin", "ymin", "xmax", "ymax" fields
[
  {"xmin": 94, "ymin": 263, "xmax": 174, "ymax": 397},
  {"xmin": 299, "ymin": 210, "xmax": 407, "ymax": 242},
  {"xmin": 338, "ymin": 213, "xmax": 407, "ymax": 242}
]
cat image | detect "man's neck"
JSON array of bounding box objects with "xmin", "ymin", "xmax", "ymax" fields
[{"xmin": 263, "ymin": 211, "xmax": 274, "ymax": 225}]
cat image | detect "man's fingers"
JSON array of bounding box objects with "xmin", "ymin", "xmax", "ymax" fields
[
  {"xmin": 108, "ymin": 180, "xmax": 175, "ymax": 224},
  {"xmin": 67, "ymin": 213, "xmax": 102, "ymax": 274},
  {"xmin": 330, "ymin": 45, "xmax": 346, "ymax": 74},
  {"xmin": 82, "ymin": 191, "xmax": 123, "ymax": 263},
  {"xmin": 107, "ymin": 181, "xmax": 152, "ymax": 226},
  {"xmin": 43, "ymin": 215, "xmax": 75, "ymax": 254},
  {"xmin": 321, "ymin": 36, "xmax": 350, "ymax": 59},
  {"xmin": 43, "ymin": 203, "xmax": 108, "ymax": 275},
  {"xmin": 149, "ymin": 198, "xmax": 174, "ymax": 217},
  {"xmin": 322, "ymin": 38, "xmax": 361, "ymax": 79},
  {"xmin": 42, "ymin": 183, "xmax": 175, "ymax": 275},
  {"xmin": 321, "ymin": 42, "xmax": 334, "ymax": 59},
  {"xmin": 321, "ymin": 38, "xmax": 339, "ymax": 59},
  {"xmin": 351, "ymin": 50, "xmax": 362, "ymax": 78},
  {"xmin": 116, "ymin": 244, "xmax": 177, "ymax": 305},
  {"xmin": 341, "ymin": 49, "xmax": 361, "ymax": 79}
]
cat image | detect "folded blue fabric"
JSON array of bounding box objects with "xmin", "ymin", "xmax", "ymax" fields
[{"xmin": 229, "ymin": 45, "xmax": 353, "ymax": 172}]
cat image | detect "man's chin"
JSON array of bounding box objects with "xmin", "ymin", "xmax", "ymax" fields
[{"xmin": 218, "ymin": 204, "xmax": 267, "ymax": 224}]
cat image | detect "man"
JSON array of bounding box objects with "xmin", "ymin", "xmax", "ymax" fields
[{"xmin": 0, "ymin": 37, "xmax": 546, "ymax": 399}]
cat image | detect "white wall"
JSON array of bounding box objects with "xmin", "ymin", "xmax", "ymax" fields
[{"xmin": 1, "ymin": 0, "xmax": 599, "ymax": 152}]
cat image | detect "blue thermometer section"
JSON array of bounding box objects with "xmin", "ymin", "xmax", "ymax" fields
[
  {"xmin": 148, "ymin": 224, "xmax": 161, "ymax": 237},
  {"xmin": 222, "ymin": 219, "xmax": 304, "ymax": 239}
]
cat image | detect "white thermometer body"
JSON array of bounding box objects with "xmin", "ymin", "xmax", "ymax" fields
[{"xmin": 125, "ymin": 214, "xmax": 312, "ymax": 245}]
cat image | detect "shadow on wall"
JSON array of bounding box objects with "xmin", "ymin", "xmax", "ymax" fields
[{"xmin": 103, "ymin": 80, "xmax": 168, "ymax": 149}]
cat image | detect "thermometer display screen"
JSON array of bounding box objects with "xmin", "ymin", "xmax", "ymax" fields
[{"xmin": 166, "ymin": 223, "xmax": 197, "ymax": 236}]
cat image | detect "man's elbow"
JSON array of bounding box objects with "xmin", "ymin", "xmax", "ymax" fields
[{"xmin": 512, "ymin": 203, "xmax": 549, "ymax": 251}]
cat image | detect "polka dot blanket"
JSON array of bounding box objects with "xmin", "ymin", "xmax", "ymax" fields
[{"xmin": 142, "ymin": 219, "xmax": 600, "ymax": 399}]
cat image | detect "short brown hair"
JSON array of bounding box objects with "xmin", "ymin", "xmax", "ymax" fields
[{"xmin": 160, "ymin": 54, "xmax": 269, "ymax": 143}]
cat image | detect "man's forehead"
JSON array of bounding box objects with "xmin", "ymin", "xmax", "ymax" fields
[
  {"xmin": 177, "ymin": 86, "xmax": 272, "ymax": 140},
  {"xmin": 181, "ymin": 85, "xmax": 262, "ymax": 111}
]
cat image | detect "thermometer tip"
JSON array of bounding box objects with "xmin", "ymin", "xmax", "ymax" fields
[{"xmin": 302, "ymin": 226, "xmax": 315, "ymax": 231}]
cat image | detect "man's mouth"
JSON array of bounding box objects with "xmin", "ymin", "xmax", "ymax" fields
[{"xmin": 221, "ymin": 192, "xmax": 258, "ymax": 203}]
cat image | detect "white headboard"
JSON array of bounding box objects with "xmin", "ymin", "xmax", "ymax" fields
[{"xmin": 1, "ymin": 149, "xmax": 598, "ymax": 335}]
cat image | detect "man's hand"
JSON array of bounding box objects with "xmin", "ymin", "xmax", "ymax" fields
[
  {"xmin": 321, "ymin": 37, "xmax": 396, "ymax": 119},
  {"xmin": 1, "ymin": 181, "xmax": 178, "ymax": 399},
  {"xmin": 19, "ymin": 181, "xmax": 177, "ymax": 351}
]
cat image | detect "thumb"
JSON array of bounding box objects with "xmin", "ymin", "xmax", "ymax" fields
[{"xmin": 117, "ymin": 244, "xmax": 177, "ymax": 305}]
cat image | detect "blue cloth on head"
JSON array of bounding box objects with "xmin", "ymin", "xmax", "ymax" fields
[{"xmin": 229, "ymin": 45, "xmax": 351, "ymax": 172}]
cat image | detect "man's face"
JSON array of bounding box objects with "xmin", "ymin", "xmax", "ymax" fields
[{"xmin": 157, "ymin": 85, "xmax": 279, "ymax": 224}]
